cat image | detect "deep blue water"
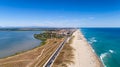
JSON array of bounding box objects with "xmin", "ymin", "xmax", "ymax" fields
[
  {"xmin": 0, "ymin": 31, "xmax": 41, "ymax": 58},
  {"xmin": 81, "ymin": 28, "xmax": 120, "ymax": 67}
]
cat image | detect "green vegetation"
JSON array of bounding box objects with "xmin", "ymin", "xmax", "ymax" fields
[{"xmin": 34, "ymin": 31, "xmax": 63, "ymax": 45}]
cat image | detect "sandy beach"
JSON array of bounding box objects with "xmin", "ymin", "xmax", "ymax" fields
[{"xmin": 68, "ymin": 29, "xmax": 103, "ymax": 67}]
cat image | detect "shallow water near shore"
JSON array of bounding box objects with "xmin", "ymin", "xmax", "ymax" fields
[
  {"xmin": 81, "ymin": 28, "xmax": 120, "ymax": 67},
  {"xmin": 0, "ymin": 31, "xmax": 41, "ymax": 58}
]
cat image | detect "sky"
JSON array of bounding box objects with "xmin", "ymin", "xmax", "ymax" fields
[{"xmin": 0, "ymin": 0, "xmax": 120, "ymax": 27}]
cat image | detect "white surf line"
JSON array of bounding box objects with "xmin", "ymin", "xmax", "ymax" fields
[
  {"xmin": 0, "ymin": 59, "xmax": 32, "ymax": 65},
  {"xmin": 26, "ymin": 48, "xmax": 45, "ymax": 67}
]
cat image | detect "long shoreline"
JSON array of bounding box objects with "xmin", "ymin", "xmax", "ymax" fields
[
  {"xmin": 69, "ymin": 29, "xmax": 103, "ymax": 67},
  {"xmin": 0, "ymin": 45, "xmax": 39, "ymax": 59},
  {"xmin": 0, "ymin": 29, "xmax": 104, "ymax": 67},
  {"xmin": 0, "ymin": 38, "xmax": 64, "ymax": 67}
]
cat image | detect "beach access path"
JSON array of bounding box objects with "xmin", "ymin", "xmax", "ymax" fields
[{"xmin": 68, "ymin": 29, "xmax": 103, "ymax": 67}]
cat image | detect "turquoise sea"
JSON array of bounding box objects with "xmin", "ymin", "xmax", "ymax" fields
[
  {"xmin": 81, "ymin": 28, "xmax": 120, "ymax": 67},
  {"xmin": 0, "ymin": 31, "xmax": 41, "ymax": 58}
]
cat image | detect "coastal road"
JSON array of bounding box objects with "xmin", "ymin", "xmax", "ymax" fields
[{"xmin": 43, "ymin": 37, "xmax": 69, "ymax": 67}]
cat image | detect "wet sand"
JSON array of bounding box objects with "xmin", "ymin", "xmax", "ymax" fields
[{"xmin": 68, "ymin": 29, "xmax": 103, "ymax": 67}]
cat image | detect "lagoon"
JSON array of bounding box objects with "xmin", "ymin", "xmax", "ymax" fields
[{"xmin": 0, "ymin": 31, "xmax": 41, "ymax": 58}]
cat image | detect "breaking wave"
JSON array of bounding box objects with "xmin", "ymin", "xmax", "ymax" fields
[
  {"xmin": 100, "ymin": 52, "xmax": 108, "ymax": 67},
  {"xmin": 100, "ymin": 53, "xmax": 108, "ymax": 59},
  {"xmin": 100, "ymin": 50, "xmax": 114, "ymax": 67},
  {"xmin": 109, "ymin": 50, "xmax": 114, "ymax": 53},
  {"xmin": 88, "ymin": 37, "xmax": 97, "ymax": 44}
]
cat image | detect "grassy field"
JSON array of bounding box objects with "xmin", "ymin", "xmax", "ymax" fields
[
  {"xmin": 52, "ymin": 36, "xmax": 75, "ymax": 67},
  {"xmin": 0, "ymin": 38, "xmax": 64, "ymax": 67}
]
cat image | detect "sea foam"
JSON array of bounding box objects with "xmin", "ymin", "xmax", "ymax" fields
[
  {"xmin": 100, "ymin": 52, "xmax": 108, "ymax": 67},
  {"xmin": 88, "ymin": 37, "xmax": 97, "ymax": 44},
  {"xmin": 109, "ymin": 50, "xmax": 114, "ymax": 53},
  {"xmin": 100, "ymin": 50, "xmax": 114, "ymax": 67},
  {"xmin": 100, "ymin": 53, "xmax": 108, "ymax": 60}
]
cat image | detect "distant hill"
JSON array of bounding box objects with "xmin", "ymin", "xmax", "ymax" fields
[{"xmin": 0, "ymin": 27, "xmax": 75, "ymax": 31}]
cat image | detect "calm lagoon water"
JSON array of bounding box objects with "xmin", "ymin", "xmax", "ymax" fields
[
  {"xmin": 0, "ymin": 31, "xmax": 41, "ymax": 58},
  {"xmin": 81, "ymin": 28, "xmax": 120, "ymax": 67}
]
